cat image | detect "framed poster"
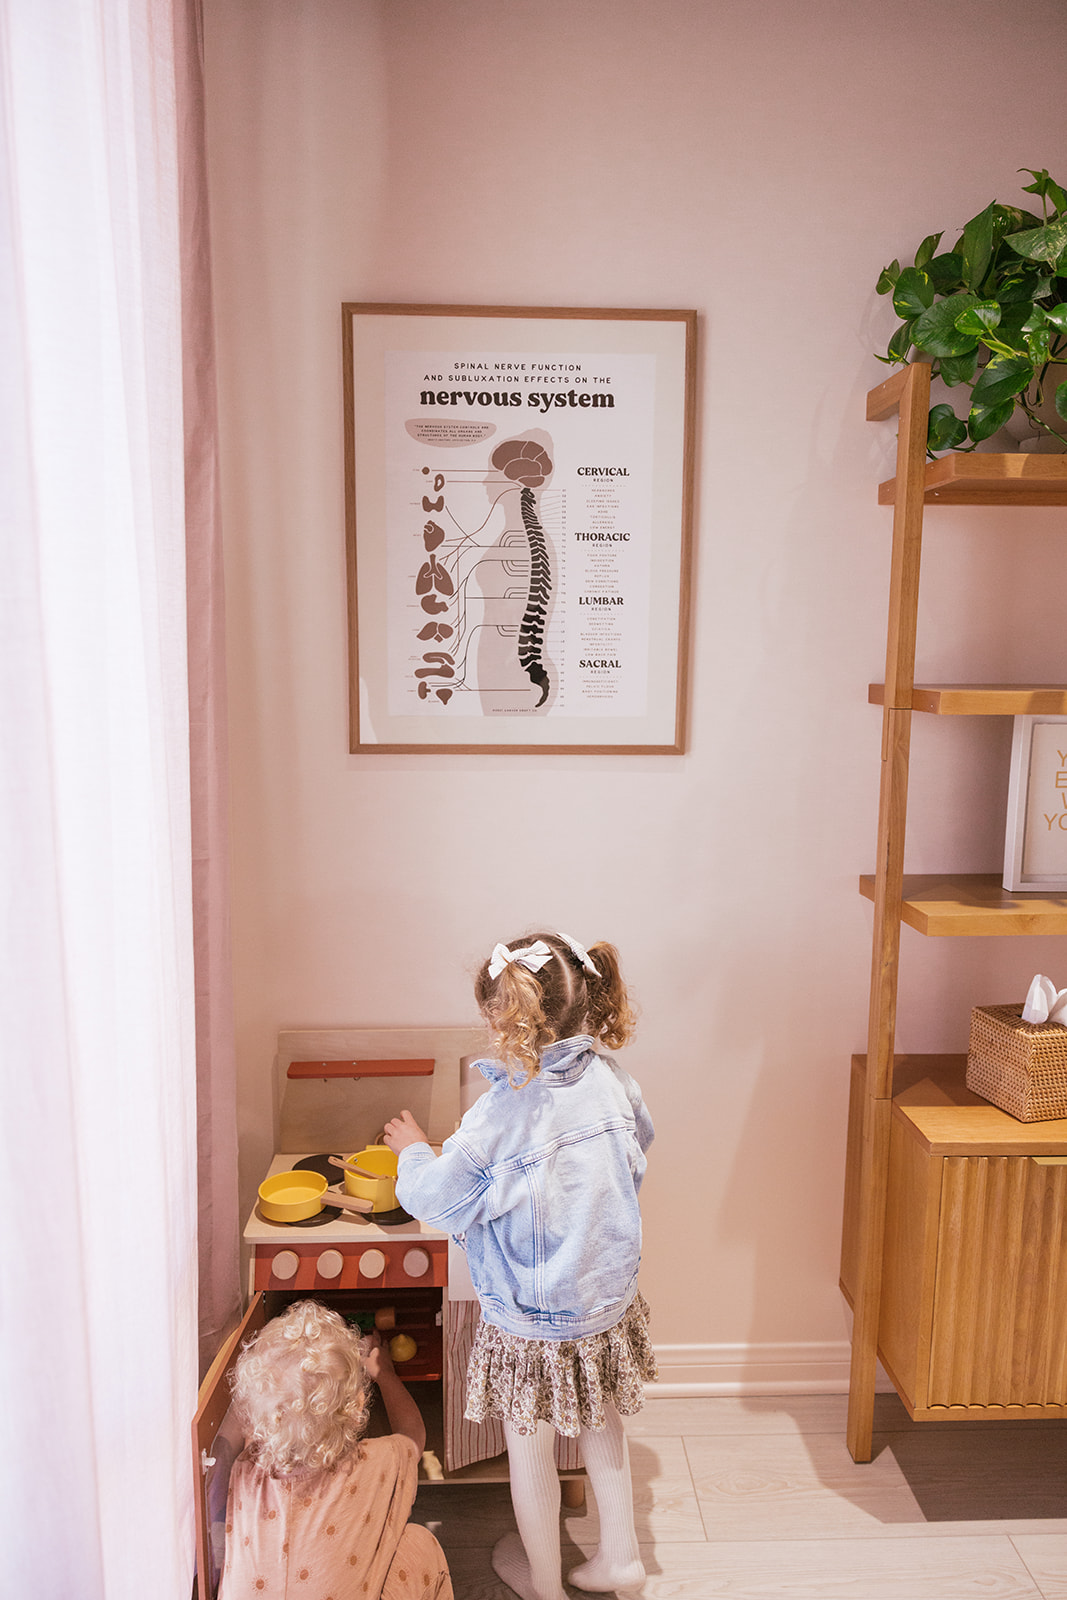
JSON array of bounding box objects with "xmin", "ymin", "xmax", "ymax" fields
[
  {"xmin": 342, "ymin": 304, "xmax": 696, "ymax": 753},
  {"xmin": 1003, "ymin": 715, "xmax": 1067, "ymax": 891}
]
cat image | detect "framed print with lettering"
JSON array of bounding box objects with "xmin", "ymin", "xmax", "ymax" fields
[
  {"xmin": 1003, "ymin": 715, "xmax": 1067, "ymax": 891},
  {"xmin": 342, "ymin": 303, "xmax": 696, "ymax": 753}
]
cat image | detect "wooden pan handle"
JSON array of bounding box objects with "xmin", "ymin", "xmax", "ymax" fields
[
  {"xmin": 325, "ymin": 1188, "xmax": 375, "ymax": 1213},
  {"xmin": 328, "ymin": 1154, "xmax": 382, "ymax": 1181}
]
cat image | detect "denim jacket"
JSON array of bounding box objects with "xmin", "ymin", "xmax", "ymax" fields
[{"xmin": 395, "ymin": 1036, "xmax": 653, "ymax": 1340}]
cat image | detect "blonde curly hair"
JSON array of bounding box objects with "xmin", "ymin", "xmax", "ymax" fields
[
  {"xmin": 474, "ymin": 931, "xmax": 636, "ymax": 1087},
  {"xmin": 230, "ymin": 1301, "xmax": 370, "ymax": 1476}
]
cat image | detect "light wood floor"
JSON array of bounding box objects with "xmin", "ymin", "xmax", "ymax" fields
[{"xmin": 410, "ymin": 1392, "xmax": 1067, "ymax": 1598}]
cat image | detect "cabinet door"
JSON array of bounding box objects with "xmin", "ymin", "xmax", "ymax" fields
[
  {"xmin": 929, "ymin": 1157, "xmax": 1067, "ymax": 1408},
  {"xmin": 192, "ymin": 1294, "xmax": 266, "ymax": 1600}
]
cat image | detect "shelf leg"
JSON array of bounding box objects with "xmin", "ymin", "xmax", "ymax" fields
[
  {"xmin": 848, "ymin": 361, "xmax": 930, "ymax": 1462},
  {"xmin": 846, "ymin": 1096, "xmax": 893, "ymax": 1460}
]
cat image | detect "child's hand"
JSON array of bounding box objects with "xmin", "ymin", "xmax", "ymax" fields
[
  {"xmin": 383, "ymin": 1110, "xmax": 430, "ymax": 1153},
  {"xmin": 360, "ymin": 1330, "xmax": 394, "ymax": 1383}
]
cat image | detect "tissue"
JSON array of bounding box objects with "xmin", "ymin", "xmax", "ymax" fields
[{"xmin": 1021, "ymin": 974, "xmax": 1067, "ymax": 1026}]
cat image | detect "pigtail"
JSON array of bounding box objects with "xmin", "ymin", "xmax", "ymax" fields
[
  {"xmin": 474, "ymin": 930, "xmax": 633, "ymax": 1081},
  {"xmin": 477, "ymin": 956, "xmax": 550, "ymax": 1087},
  {"xmin": 585, "ymin": 941, "xmax": 636, "ymax": 1051}
]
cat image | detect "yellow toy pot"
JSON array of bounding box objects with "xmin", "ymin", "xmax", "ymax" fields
[{"xmin": 343, "ymin": 1144, "xmax": 399, "ymax": 1212}]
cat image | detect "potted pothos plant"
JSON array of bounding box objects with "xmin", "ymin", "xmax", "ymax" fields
[{"xmin": 876, "ymin": 168, "xmax": 1067, "ymax": 454}]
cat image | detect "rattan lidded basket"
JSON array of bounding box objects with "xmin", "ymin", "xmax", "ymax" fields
[{"xmin": 967, "ymin": 1003, "xmax": 1067, "ymax": 1122}]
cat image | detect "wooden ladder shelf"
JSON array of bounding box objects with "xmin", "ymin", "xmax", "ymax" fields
[{"xmin": 845, "ymin": 362, "xmax": 1067, "ymax": 1461}]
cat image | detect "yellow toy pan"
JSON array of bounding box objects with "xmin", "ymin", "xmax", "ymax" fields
[{"xmin": 258, "ymin": 1170, "xmax": 329, "ymax": 1222}]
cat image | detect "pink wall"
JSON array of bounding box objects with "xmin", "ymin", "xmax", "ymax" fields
[{"xmin": 204, "ymin": 0, "xmax": 1067, "ymax": 1371}]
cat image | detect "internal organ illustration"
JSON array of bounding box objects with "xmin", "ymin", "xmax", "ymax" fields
[
  {"xmin": 414, "ymin": 484, "xmax": 456, "ymax": 700},
  {"xmin": 490, "ymin": 438, "xmax": 553, "ymax": 706}
]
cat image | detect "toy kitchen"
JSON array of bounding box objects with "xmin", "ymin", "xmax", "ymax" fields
[{"xmin": 201, "ymin": 1027, "xmax": 581, "ymax": 1488}]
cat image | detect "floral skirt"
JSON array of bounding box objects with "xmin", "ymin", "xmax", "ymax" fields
[{"xmin": 464, "ymin": 1292, "xmax": 658, "ymax": 1438}]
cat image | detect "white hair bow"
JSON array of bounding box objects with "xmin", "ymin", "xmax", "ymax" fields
[
  {"xmin": 487, "ymin": 939, "xmax": 555, "ymax": 981},
  {"xmin": 556, "ymin": 931, "xmax": 599, "ymax": 976}
]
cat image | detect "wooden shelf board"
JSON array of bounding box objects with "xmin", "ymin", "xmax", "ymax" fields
[
  {"xmin": 896, "ymin": 1096, "xmax": 1067, "ymax": 1156},
  {"xmin": 851, "ymin": 1053, "xmax": 1067, "ymax": 1156},
  {"xmin": 868, "ymin": 683, "xmax": 1067, "ymax": 716},
  {"xmin": 858, "ymin": 872, "xmax": 1067, "ymax": 935},
  {"xmin": 878, "ymin": 453, "xmax": 1067, "ymax": 506}
]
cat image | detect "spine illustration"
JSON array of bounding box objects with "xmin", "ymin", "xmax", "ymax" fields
[
  {"xmin": 517, "ymin": 486, "xmax": 551, "ymax": 705},
  {"xmin": 490, "ymin": 437, "xmax": 554, "ymax": 707}
]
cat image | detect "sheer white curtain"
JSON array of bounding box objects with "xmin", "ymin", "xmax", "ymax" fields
[{"xmin": 1, "ymin": 3, "xmax": 198, "ymax": 1596}]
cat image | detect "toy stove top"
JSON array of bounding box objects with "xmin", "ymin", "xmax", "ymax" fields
[
  {"xmin": 244, "ymin": 1153, "xmax": 449, "ymax": 1247},
  {"xmin": 275, "ymin": 1154, "xmax": 413, "ymax": 1228}
]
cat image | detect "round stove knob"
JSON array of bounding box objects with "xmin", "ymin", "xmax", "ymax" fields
[
  {"xmin": 272, "ymin": 1249, "xmax": 299, "ymax": 1281},
  {"xmin": 403, "ymin": 1248, "xmax": 430, "ymax": 1279},
  {"xmin": 358, "ymin": 1248, "xmax": 386, "ymax": 1279},
  {"xmin": 317, "ymin": 1249, "xmax": 344, "ymax": 1279}
]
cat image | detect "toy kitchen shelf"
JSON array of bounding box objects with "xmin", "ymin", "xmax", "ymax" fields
[{"xmin": 842, "ymin": 361, "xmax": 1067, "ymax": 1463}]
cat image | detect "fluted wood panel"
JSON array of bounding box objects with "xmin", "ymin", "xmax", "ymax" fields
[{"xmin": 928, "ymin": 1157, "xmax": 1067, "ymax": 1407}]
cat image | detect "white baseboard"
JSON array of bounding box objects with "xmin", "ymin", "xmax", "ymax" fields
[{"xmin": 647, "ymin": 1340, "xmax": 895, "ymax": 1397}]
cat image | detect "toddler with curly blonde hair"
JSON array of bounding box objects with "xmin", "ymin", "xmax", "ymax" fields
[
  {"xmin": 385, "ymin": 931, "xmax": 654, "ymax": 1600},
  {"xmin": 220, "ymin": 1301, "xmax": 451, "ymax": 1600}
]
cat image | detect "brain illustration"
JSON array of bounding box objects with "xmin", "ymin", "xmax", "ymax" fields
[{"xmin": 491, "ymin": 438, "xmax": 553, "ymax": 488}]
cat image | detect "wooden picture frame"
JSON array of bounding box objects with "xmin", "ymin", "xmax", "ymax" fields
[
  {"xmin": 342, "ymin": 304, "xmax": 696, "ymax": 753},
  {"xmin": 1003, "ymin": 714, "xmax": 1067, "ymax": 891}
]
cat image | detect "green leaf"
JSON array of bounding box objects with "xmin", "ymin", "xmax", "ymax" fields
[
  {"xmin": 927, "ymin": 404, "xmax": 968, "ymax": 452},
  {"xmin": 996, "ymin": 301, "xmax": 1033, "ymax": 349},
  {"xmin": 938, "ymin": 349, "xmax": 979, "ymax": 387},
  {"xmin": 999, "ymin": 271, "xmax": 1046, "ymax": 305},
  {"xmin": 970, "ymin": 352, "xmax": 1033, "ymax": 408},
  {"xmin": 954, "ymin": 300, "xmax": 1001, "ymax": 337},
  {"xmin": 1028, "ymin": 326, "xmax": 1051, "ymax": 366},
  {"xmin": 960, "ymin": 203, "xmax": 996, "ymax": 288},
  {"xmin": 876, "ymin": 259, "xmax": 900, "ymax": 295},
  {"xmin": 892, "ymin": 267, "xmax": 935, "ymax": 319},
  {"xmin": 1006, "ymin": 216, "xmax": 1067, "ymax": 263},
  {"xmin": 968, "ymin": 397, "xmax": 1015, "ymax": 442},
  {"xmin": 911, "ymin": 294, "xmax": 980, "ymax": 357},
  {"xmin": 914, "ymin": 232, "xmax": 943, "ymax": 270},
  {"xmin": 926, "ymin": 251, "xmax": 964, "ymax": 288},
  {"xmin": 1043, "ymin": 303, "xmax": 1067, "ymax": 334},
  {"xmin": 1020, "ymin": 167, "xmax": 1067, "ymax": 215},
  {"xmin": 1056, "ymin": 379, "xmax": 1067, "ymax": 422},
  {"xmin": 886, "ymin": 320, "xmax": 915, "ymax": 362}
]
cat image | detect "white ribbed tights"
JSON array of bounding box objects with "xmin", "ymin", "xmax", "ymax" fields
[{"xmin": 491, "ymin": 1409, "xmax": 645, "ymax": 1600}]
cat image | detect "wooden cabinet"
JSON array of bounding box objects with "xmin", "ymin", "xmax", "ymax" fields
[
  {"xmin": 842, "ymin": 1056, "xmax": 1067, "ymax": 1421},
  {"xmin": 842, "ymin": 362, "xmax": 1067, "ymax": 1460}
]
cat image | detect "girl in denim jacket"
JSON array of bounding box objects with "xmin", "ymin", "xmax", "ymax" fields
[{"xmin": 384, "ymin": 932, "xmax": 655, "ymax": 1600}]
